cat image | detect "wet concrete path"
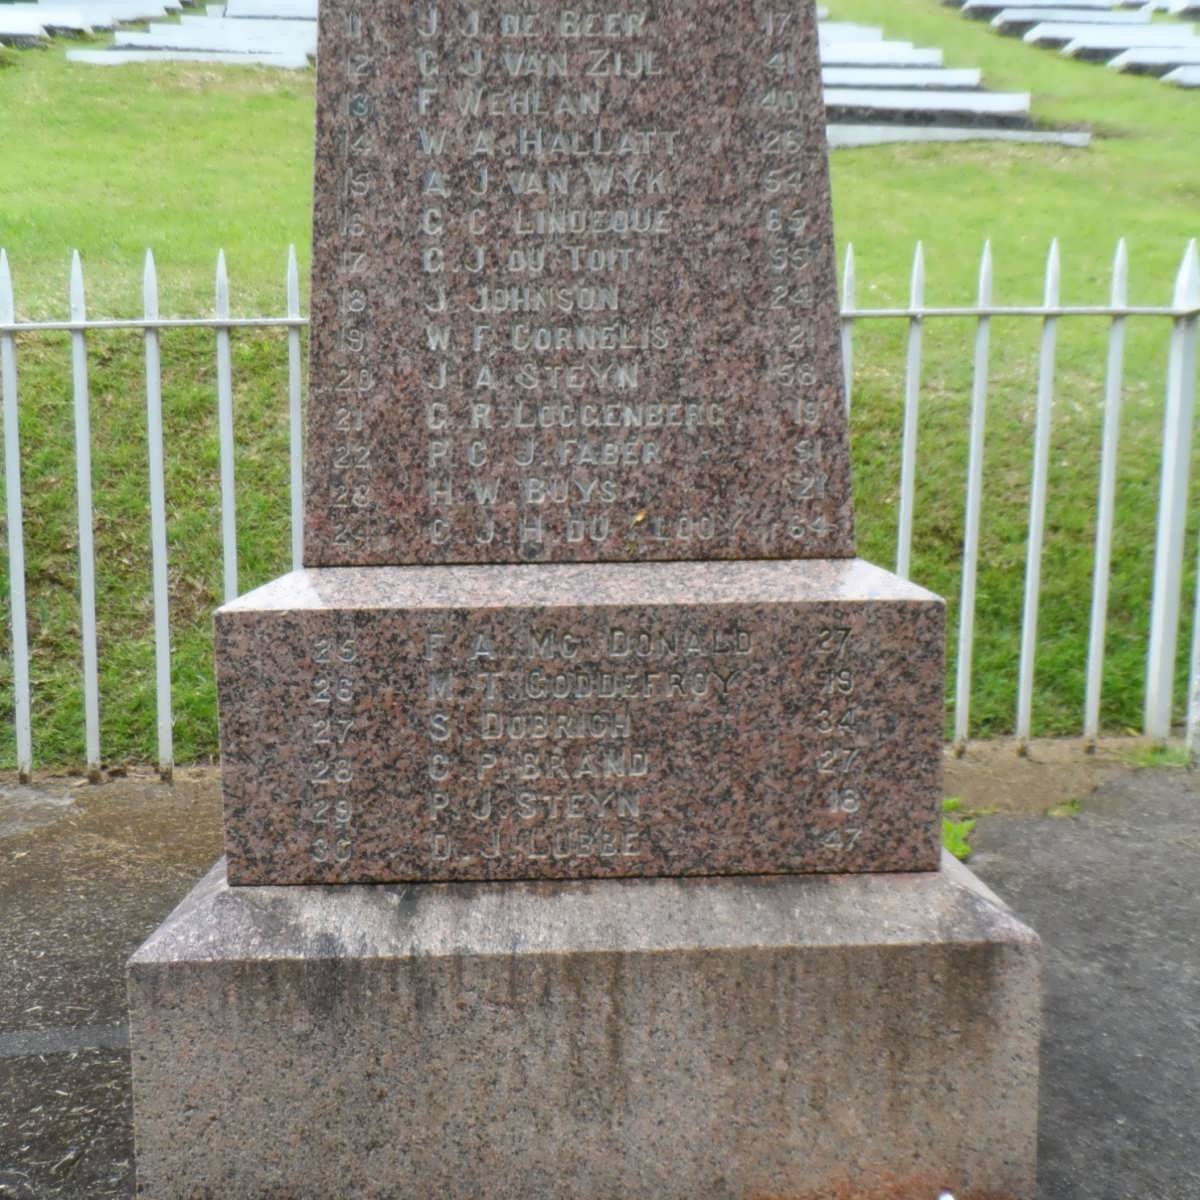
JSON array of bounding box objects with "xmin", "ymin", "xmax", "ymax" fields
[{"xmin": 1, "ymin": 746, "xmax": 1197, "ymax": 1199}]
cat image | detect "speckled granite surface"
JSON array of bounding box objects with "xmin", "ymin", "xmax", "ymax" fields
[
  {"xmin": 128, "ymin": 858, "xmax": 1040, "ymax": 1200},
  {"xmin": 304, "ymin": 0, "xmax": 852, "ymax": 565},
  {"xmin": 216, "ymin": 560, "xmax": 944, "ymax": 884},
  {"xmin": 138, "ymin": 3, "xmax": 1041, "ymax": 1191}
]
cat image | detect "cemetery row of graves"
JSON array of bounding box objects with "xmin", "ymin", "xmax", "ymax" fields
[{"xmin": 948, "ymin": 0, "xmax": 1200, "ymax": 88}]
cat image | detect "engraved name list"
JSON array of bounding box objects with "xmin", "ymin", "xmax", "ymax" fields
[{"xmin": 304, "ymin": 0, "xmax": 856, "ymax": 565}]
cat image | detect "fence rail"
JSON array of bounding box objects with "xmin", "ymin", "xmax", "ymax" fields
[{"xmin": 0, "ymin": 240, "xmax": 1198, "ymax": 780}]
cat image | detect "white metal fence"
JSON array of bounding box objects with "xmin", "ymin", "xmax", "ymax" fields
[{"xmin": 0, "ymin": 240, "xmax": 1198, "ymax": 781}]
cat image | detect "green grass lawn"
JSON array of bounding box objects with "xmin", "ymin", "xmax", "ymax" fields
[{"xmin": 0, "ymin": 1, "xmax": 1198, "ymax": 768}]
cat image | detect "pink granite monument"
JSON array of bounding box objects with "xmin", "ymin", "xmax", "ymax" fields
[
  {"xmin": 130, "ymin": 1, "xmax": 1040, "ymax": 1195},
  {"xmin": 212, "ymin": 0, "xmax": 946, "ymax": 886}
]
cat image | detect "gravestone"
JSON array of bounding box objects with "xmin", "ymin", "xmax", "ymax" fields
[{"xmin": 129, "ymin": 2, "xmax": 1041, "ymax": 1196}]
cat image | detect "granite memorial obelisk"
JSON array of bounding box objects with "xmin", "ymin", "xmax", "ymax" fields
[{"xmin": 129, "ymin": 2, "xmax": 1041, "ymax": 1195}]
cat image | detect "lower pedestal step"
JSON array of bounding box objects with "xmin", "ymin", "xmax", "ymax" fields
[
  {"xmin": 129, "ymin": 856, "xmax": 1039, "ymax": 1200},
  {"xmin": 215, "ymin": 558, "xmax": 944, "ymax": 884}
]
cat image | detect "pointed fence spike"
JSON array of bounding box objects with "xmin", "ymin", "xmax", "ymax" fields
[
  {"xmin": 0, "ymin": 250, "xmax": 13, "ymax": 324},
  {"xmin": 1175, "ymin": 238, "xmax": 1199, "ymax": 309},
  {"xmin": 842, "ymin": 243, "xmax": 856, "ymax": 306},
  {"xmin": 978, "ymin": 241, "xmax": 993, "ymax": 307},
  {"xmin": 143, "ymin": 249, "xmax": 159, "ymax": 319},
  {"xmin": 70, "ymin": 250, "xmax": 85, "ymax": 321},
  {"xmin": 287, "ymin": 244, "xmax": 300, "ymax": 315},
  {"xmin": 1111, "ymin": 239, "xmax": 1129, "ymax": 309},
  {"xmin": 216, "ymin": 249, "xmax": 230, "ymax": 314},
  {"xmin": 910, "ymin": 241, "xmax": 925, "ymax": 309},
  {"xmin": 1044, "ymin": 239, "xmax": 1061, "ymax": 307}
]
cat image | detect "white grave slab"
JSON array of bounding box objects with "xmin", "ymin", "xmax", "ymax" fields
[
  {"xmin": 993, "ymin": 6, "xmax": 1150, "ymax": 32},
  {"xmin": 822, "ymin": 66, "xmax": 983, "ymax": 87},
  {"xmin": 222, "ymin": 0, "xmax": 316, "ymax": 18},
  {"xmin": 0, "ymin": 13, "xmax": 48, "ymax": 40},
  {"xmin": 1049, "ymin": 24, "xmax": 1200, "ymax": 53},
  {"xmin": 962, "ymin": 0, "xmax": 1116, "ymax": 14},
  {"xmin": 178, "ymin": 15, "xmax": 314, "ymax": 32},
  {"xmin": 67, "ymin": 0, "xmax": 178, "ymax": 15},
  {"xmin": 0, "ymin": 5, "xmax": 97, "ymax": 31},
  {"xmin": 829, "ymin": 124, "xmax": 1090, "ymax": 147},
  {"xmin": 816, "ymin": 22, "xmax": 884, "ymax": 41},
  {"xmin": 824, "ymin": 87, "xmax": 1031, "ymax": 115},
  {"xmin": 1164, "ymin": 62, "xmax": 1200, "ymax": 81},
  {"xmin": 1108, "ymin": 43, "xmax": 1200, "ymax": 69},
  {"xmin": 67, "ymin": 45, "xmax": 308, "ymax": 65},
  {"xmin": 115, "ymin": 22, "xmax": 314, "ymax": 50},
  {"xmin": 818, "ymin": 43, "xmax": 945, "ymax": 66}
]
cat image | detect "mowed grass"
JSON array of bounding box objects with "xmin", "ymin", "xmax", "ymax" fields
[{"xmin": 0, "ymin": 0, "xmax": 1198, "ymax": 768}]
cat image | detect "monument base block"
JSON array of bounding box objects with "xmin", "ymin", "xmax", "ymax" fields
[
  {"xmin": 215, "ymin": 559, "xmax": 944, "ymax": 884},
  {"xmin": 129, "ymin": 857, "xmax": 1039, "ymax": 1200}
]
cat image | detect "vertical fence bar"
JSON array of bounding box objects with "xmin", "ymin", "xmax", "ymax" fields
[
  {"xmin": 215, "ymin": 250, "xmax": 238, "ymax": 603},
  {"xmin": 144, "ymin": 251, "xmax": 173, "ymax": 780},
  {"xmin": 1084, "ymin": 240, "xmax": 1128, "ymax": 747},
  {"xmin": 897, "ymin": 241, "xmax": 925, "ymax": 580},
  {"xmin": 1186, "ymin": 530, "xmax": 1200, "ymax": 756},
  {"xmin": 950, "ymin": 241, "xmax": 988, "ymax": 748},
  {"xmin": 0, "ymin": 252, "xmax": 33, "ymax": 780},
  {"xmin": 287, "ymin": 245, "xmax": 304, "ymax": 571},
  {"xmin": 954, "ymin": 242, "xmax": 993, "ymax": 752},
  {"xmin": 841, "ymin": 243, "xmax": 855, "ymax": 416},
  {"xmin": 1016, "ymin": 240, "xmax": 1061, "ymax": 749},
  {"xmin": 70, "ymin": 252, "xmax": 101, "ymax": 779},
  {"xmin": 1145, "ymin": 240, "xmax": 1200, "ymax": 739}
]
